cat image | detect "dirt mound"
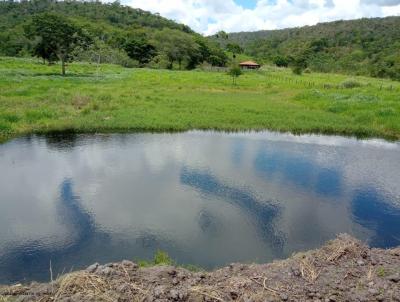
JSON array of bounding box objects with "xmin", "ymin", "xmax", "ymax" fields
[{"xmin": 1, "ymin": 234, "xmax": 399, "ymax": 301}]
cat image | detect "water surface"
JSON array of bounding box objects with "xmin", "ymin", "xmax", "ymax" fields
[{"xmin": 0, "ymin": 131, "xmax": 399, "ymax": 284}]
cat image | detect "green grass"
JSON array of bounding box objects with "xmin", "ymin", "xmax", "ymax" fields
[
  {"xmin": 136, "ymin": 250, "xmax": 203, "ymax": 271},
  {"xmin": 1, "ymin": 56, "xmax": 400, "ymax": 143}
]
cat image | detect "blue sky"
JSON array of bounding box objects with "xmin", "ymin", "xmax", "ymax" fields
[
  {"xmin": 126, "ymin": 0, "xmax": 400, "ymax": 35},
  {"xmin": 234, "ymin": 0, "xmax": 257, "ymax": 9}
]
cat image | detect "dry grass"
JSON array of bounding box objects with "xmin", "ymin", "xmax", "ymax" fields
[
  {"xmin": 299, "ymin": 257, "xmax": 320, "ymax": 283},
  {"xmin": 190, "ymin": 285, "xmax": 227, "ymax": 301},
  {"xmin": 54, "ymin": 272, "xmax": 113, "ymax": 302},
  {"xmin": 326, "ymin": 234, "xmax": 363, "ymax": 262}
]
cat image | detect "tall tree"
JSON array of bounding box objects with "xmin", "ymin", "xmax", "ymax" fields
[
  {"xmin": 124, "ymin": 37, "xmax": 156, "ymax": 65},
  {"xmin": 26, "ymin": 13, "xmax": 91, "ymax": 75},
  {"xmin": 153, "ymin": 29, "xmax": 199, "ymax": 69}
]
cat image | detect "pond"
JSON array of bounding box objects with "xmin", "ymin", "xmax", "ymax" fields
[{"xmin": 0, "ymin": 131, "xmax": 399, "ymax": 284}]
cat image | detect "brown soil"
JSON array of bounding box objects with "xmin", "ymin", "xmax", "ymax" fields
[{"xmin": 1, "ymin": 235, "xmax": 399, "ymax": 302}]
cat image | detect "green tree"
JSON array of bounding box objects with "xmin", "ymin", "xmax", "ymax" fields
[
  {"xmin": 26, "ymin": 13, "xmax": 91, "ymax": 75},
  {"xmin": 124, "ymin": 37, "xmax": 156, "ymax": 65},
  {"xmin": 290, "ymin": 55, "xmax": 307, "ymax": 75},
  {"xmin": 226, "ymin": 43, "xmax": 243, "ymax": 55},
  {"xmin": 153, "ymin": 29, "xmax": 199, "ymax": 69},
  {"xmin": 216, "ymin": 31, "xmax": 228, "ymax": 40},
  {"xmin": 273, "ymin": 55, "xmax": 290, "ymax": 67},
  {"xmin": 228, "ymin": 65, "xmax": 242, "ymax": 85}
]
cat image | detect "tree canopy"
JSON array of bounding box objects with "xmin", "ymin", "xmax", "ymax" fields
[
  {"xmin": 26, "ymin": 13, "xmax": 91, "ymax": 74},
  {"xmin": 211, "ymin": 17, "xmax": 400, "ymax": 80},
  {"xmin": 0, "ymin": 0, "xmax": 228, "ymax": 70}
]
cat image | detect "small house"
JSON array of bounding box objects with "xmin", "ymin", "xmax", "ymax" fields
[{"xmin": 239, "ymin": 61, "xmax": 261, "ymax": 70}]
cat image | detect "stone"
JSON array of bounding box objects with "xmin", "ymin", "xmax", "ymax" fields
[
  {"xmin": 169, "ymin": 289, "xmax": 180, "ymax": 300},
  {"xmin": 98, "ymin": 266, "xmax": 113, "ymax": 276},
  {"xmin": 388, "ymin": 273, "xmax": 400, "ymax": 283},
  {"xmin": 85, "ymin": 263, "xmax": 99, "ymax": 273},
  {"xmin": 230, "ymin": 290, "xmax": 239, "ymax": 300},
  {"xmin": 154, "ymin": 285, "xmax": 165, "ymax": 298}
]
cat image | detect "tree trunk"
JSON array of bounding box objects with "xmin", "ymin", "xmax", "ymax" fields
[{"xmin": 61, "ymin": 59, "xmax": 66, "ymax": 76}]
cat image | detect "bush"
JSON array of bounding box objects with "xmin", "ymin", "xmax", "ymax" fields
[
  {"xmin": 341, "ymin": 79, "xmax": 362, "ymax": 89},
  {"xmin": 291, "ymin": 66, "xmax": 303, "ymax": 75},
  {"xmin": 154, "ymin": 250, "xmax": 173, "ymax": 265},
  {"xmin": 273, "ymin": 55, "xmax": 290, "ymax": 67},
  {"xmin": 147, "ymin": 54, "xmax": 171, "ymax": 69},
  {"xmin": 228, "ymin": 66, "xmax": 242, "ymax": 84}
]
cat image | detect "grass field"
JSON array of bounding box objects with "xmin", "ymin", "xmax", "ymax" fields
[{"xmin": 1, "ymin": 56, "xmax": 399, "ymax": 143}]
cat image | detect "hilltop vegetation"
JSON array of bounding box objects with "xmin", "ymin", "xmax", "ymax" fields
[
  {"xmin": 1, "ymin": 57, "xmax": 399, "ymax": 142},
  {"xmin": 0, "ymin": 0, "xmax": 227, "ymax": 70},
  {"xmin": 211, "ymin": 17, "xmax": 400, "ymax": 80}
]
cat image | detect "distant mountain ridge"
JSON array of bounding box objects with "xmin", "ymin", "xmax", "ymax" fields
[{"xmin": 211, "ymin": 17, "xmax": 400, "ymax": 80}]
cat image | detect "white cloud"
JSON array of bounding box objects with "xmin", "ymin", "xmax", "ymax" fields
[{"xmin": 125, "ymin": 0, "xmax": 400, "ymax": 34}]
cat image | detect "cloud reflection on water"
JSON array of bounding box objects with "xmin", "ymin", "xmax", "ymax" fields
[{"xmin": 0, "ymin": 131, "xmax": 399, "ymax": 284}]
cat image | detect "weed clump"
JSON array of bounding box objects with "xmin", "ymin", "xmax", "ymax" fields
[{"xmin": 341, "ymin": 79, "xmax": 362, "ymax": 89}]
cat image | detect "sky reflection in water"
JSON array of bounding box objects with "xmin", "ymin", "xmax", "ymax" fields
[{"xmin": 0, "ymin": 131, "xmax": 399, "ymax": 283}]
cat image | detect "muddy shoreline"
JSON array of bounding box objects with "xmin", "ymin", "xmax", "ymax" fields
[{"xmin": 1, "ymin": 235, "xmax": 399, "ymax": 302}]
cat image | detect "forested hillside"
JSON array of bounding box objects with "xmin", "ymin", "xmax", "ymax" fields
[
  {"xmin": 211, "ymin": 17, "xmax": 400, "ymax": 80},
  {"xmin": 0, "ymin": 0, "xmax": 227, "ymax": 69}
]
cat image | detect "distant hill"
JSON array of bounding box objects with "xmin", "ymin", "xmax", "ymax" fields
[
  {"xmin": 0, "ymin": 0, "xmax": 192, "ymax": 33},
  {"xmin": 0, "ymin": 0, "xmax": 227, "ymax": 69},
  {"xmin": 210, "ymin": 17, "xmax": 400, "ymax": 80}
]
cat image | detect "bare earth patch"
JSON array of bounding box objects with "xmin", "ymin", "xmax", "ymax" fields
[{"xmin": 1, "ymin": 235, "xmax": 399, "ymax": 302}]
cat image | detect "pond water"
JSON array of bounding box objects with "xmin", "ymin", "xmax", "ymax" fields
[{"xmin": 0, "ymin": 131, "xmax": 400, "ymax": 284}]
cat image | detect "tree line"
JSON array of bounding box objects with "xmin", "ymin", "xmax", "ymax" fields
[
  {"xmin": 0, "ymin": 0, "xmax": 229, "ymax": 74},
  {"xmin": 211, "ymin": 17, "xmax": 400, "ymax": 80}
]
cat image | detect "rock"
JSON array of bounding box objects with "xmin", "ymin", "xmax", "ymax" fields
[
  {"xmin": 154, "ymin": 285, "xmax": 165, "ymax": 298},
  {"xmin": 86, "ymin": 263, "xmax": 99, "ymax": 273},
  {"xmin": 121, "ymin": 260, "xmax": 135, "ymax": 267},
  {"xmin": 116, "ymin": 283, "xmax": 131, "ymax": 294},
  {"xmin": 388, "ymin": 273, "xmax": 400, "ymax": 283},
  {"xmin": 172, "ymin": 278, "xmax": 179, "ymax": 285},
  {"xmin": 98, "ymin": 266, "xmax": 113, "ymax": 276},
  {"xmin": 357, "ymin": 260, "xmax": 365, "ymax": 266},
  {"xmin": 168, "ymin": 269, "xmax": 177, "ymax": 276},
  {"xmin": 230, "ymin": 290, "xmax": 239, "ymax": 300},
  {"xmin": 291, "ymin": 268, "xmax": 301, "ymax": 277},
  {"xmin": 326, "ymin": 295, "xmax": 336, "ymax": 302},
  {"xmin": 390, "ymin": 249, "xmax": 400, "ymax": 256},
  {"xmin": 280, "ymin": 293, "xmax": 288, "ymax": 301},
  {"xmin": 29, "ymin": 283, "xmax": 53, "ymax": 295},
  {"xmin": 169, "ymin": 289, "xmax": 179, "ymax": 299}
]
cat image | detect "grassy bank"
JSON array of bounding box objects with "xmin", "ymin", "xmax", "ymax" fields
[{"xmin": 1, "ymin": 57, "xmax": 399, "ymax": 142}]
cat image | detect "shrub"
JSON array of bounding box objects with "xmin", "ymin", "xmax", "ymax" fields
[
  {"xmin": 292, "ymin": 66, "xmax": 303, "ymax": 75},
  {"xmin": 154, "ymin": 250, "xmax": 173, "ymax": 265},
  {"xmin": 341, "ymin": 79, "xmax": 362, "ymax": 89},
  {"xmin": 273, "ymin": 55, "xmax": 290, "ymax": 67},
  {"xmin": 228, "ymin": 66, "xmax": 242, "ymax": 84}
]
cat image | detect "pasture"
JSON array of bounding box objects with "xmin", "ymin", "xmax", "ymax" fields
[{"xmin": 1, "ymin": 57, "xmax": 399, "ymax": 142}]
